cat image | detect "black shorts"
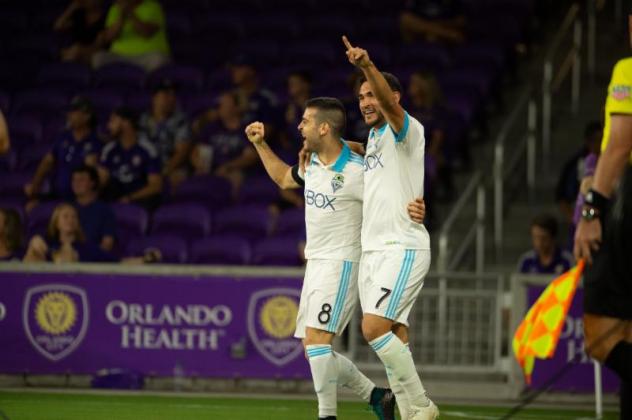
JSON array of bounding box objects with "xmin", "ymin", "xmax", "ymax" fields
[{"xmin": 584, "ymin": 166, "xmax": 632, "ymax": 319}]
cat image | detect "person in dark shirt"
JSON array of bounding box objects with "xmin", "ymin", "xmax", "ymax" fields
[
  {"xmin": 400, "ymin": 0, "xmax": 465, "ymax": 43},
  {"xmin": 555, "ymin": 121, "xmax": 602, "ymax": 223},
  {"xmin": 72, "ymin": 165, "xmax": 116, "ymax": 252},
  {"xmin": 23, "ymin": 203, "xmax": 116, "ymax": 263},
  {"xmin": 191, "ymin": 92, "xmax": 257, "ymax": 190},
  {"xmin": 0, "ymin": 208, "xmax": 23, "ymax": 262},
  {"xmin": 517, "ymin": 213, "xmax": 574, "ymax": 275},
  {"xmin": 99, "ymin": 107, "xmax": 163, "ymax": 210},
  {"xmin": 54, "ymin": 0, "xmax": 106, "ymax": 64},
  {"xmin": 25, "ymin": 96, "xmax": 101, "ymax": 208},
  {"xmin": 138, "ymin": 78, "xmax": 192, "ymax": 189}
]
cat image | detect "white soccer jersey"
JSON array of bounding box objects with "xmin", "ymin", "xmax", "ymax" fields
[
  {"xmin": 361, "ymin": 112, "xmax": 430, "ymax": 251},
  {"xmin": 298, "ymin": 141, "xmax": 365, "ymax": 262}
]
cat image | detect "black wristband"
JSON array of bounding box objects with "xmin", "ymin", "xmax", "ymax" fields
[
  {"xmin": 585, "ymin": 188, "xmax": 610, "ymax": 213},
  {"xmin": 291, "ymin": 165, "xmax": 304, "ymax": 187}
]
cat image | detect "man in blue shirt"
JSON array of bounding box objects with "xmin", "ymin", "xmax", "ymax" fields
[
  {"xmin": 25, "ymin": 96, "xmax": 102, "ymax": 205},
  {"xmin": 517, "ymin": 213, "xmax": 574, "ymax": 275},
  {"xmin": 72, "ymin": 165, "xmax": 116, "ymax": 252},
  {"xmin": 99, "ymin": 107, "xmax": 163, "ymax": 210}
]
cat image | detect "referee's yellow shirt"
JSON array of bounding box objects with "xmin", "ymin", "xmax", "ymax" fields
[{"xmin": 602, "ymin": 57, "xmax": 632, "ymax": 163}]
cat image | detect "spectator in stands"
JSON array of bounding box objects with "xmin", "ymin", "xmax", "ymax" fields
[
  {"xmin": 54, "ymin": 0, "xmax": 105, "ymax": 64},
  {"xmin": 282, "ymin": 71, "xmax": 312, "ymax": 152},
  {"xmin": 25, "ymin": 96, "xmax": 101, "ymax": 207},
  {"xmin": 72, "ymin": 165, "xmax": 116, "ymax": 252},
  {"xmin": 230, "ymin": 54, "xmax": 278, "ymax": 126},
  {"xmin": 400, "ymin": 0, "xmax": 466, "ymax": 44},
  {"xmin": 191, "ymin": 92, "xmax": 257, "ymax": 190},
  {"xmin": 408, "ymin": 71, "xmax": 451, "ymax": 201},
  {"xmin": 99, "ymin": 107, "xmax": 162, "ymax": 210},
  {"xmin": 556, "ymin": 121, "xmax": 602, "ymax": 223},
  {"xmin": 517, "ymin": 213, "xmax": 574, "ymax": 275},
  {"xmin": 139, "ymin": 79, "xmax": 192, "ymax": 189},
  {"xmin": 0, "ymin": 208, "xmax": 23, "ymax": 261},
  {"xmin": 0, "ymin": 109, "xmax": 9, "ymax": 155},
  {"xmin": 23, "ymin": 203, "xmax": 158, "ymax": 263},
  {"xmin": 23, "ymin": 203, "xmax": 116, "ymax": 263},
  {"xmin": 92, "ymin": 0, "xmax": 170, "ymax": 72}
]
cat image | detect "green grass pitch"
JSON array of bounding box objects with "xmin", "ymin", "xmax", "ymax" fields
[{"xmin": 0, "ymin": 391, "xmax": 618, "ymax": 420}]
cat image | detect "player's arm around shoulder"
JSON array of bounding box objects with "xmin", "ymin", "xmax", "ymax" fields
[{"xmin": 244, "ymin": 122, "xmax": 301, "ymax": 190}]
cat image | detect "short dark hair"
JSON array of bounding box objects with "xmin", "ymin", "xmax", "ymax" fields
[
  {"xmin": 531, "ymin": 213, "xmax": 558, "ymax": 238},
  {"xmin": 358, "ymin": 71, "xmax": 402, "ymax": 93},
  {"xmin": 304, "ymin": 97, "xmax": 347, "ymax": 137},
  {"xmin": 72, "ymin": 164, "xmax": 100, "ymax": 190},
  {"xmin": 113, "ymin": 106, "xmax": 139, "ymax": 129}
]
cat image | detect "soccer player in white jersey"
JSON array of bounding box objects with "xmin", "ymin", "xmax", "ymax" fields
[
  {"xmin": 343, "ymin": 36, "xmax": 439, "ymax": 420},
  {"xmin": 245, "ymin": 97, "xmax": 425, "ymax": 420}
]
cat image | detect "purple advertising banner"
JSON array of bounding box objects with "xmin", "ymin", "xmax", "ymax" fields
[
  {"xmin": 527, "ymin": 286, "xmax": 620, "ymax": 392},
  {"xmin": 0, "ymin": 271, "xmax": 311, "ymax": 379}
]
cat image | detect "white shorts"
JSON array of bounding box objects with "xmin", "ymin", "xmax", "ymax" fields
[
  {"xmin": 294, "ymin": 259, "xmax": 359, "ymax": 339},
  {"xmin": 359, "ymin": 249, "xmax": 431, "ymax": 326}
]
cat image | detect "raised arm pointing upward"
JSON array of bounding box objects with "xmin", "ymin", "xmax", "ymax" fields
[{"xmin": 342, "ymin": 35, "xmax": 406, "ymax": 134}]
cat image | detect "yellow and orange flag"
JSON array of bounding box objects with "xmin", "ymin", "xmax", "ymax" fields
[{"xmin": 512, "ymin": 260, "xmax": 585, "ymax": 384}]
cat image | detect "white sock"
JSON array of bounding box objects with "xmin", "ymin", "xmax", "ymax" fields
[
  {"xmin": 335, "ymin": 351, "xmax": 375, "ymax": 401},
  {"xmin": 370, "ymin": 332, "xmax": 429, "ymax": 411},
  {"xmin": 391, "ymin": 343, "xmax": 411, "ymax": 418},
  {"xmin": 306, "ymin": 344, "xmax": 338, "ymax": 418}
]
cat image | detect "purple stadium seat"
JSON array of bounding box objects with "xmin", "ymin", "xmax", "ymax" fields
[
  {"xmin": 238, "ymin": 177, "xmax": 280, "ymax": 204},
  {"xmin": 452, "ymin": 43, "xmax": 505, "ymax": 72},
  {"xmin": 242, "ymin": 15, "xmax": 298, "ymax": 41},
  {"xmin": 7, "ymin": 116, "xmax": 43, "ymax": 146},
  {"xmin": 395, "ymin": 44, "xmax": 450, "ymax": 71},
  {"xmin": 274, "ymin": 208, "xmax": 305, "ymax": 237},
  {"xmin": 17, "ymin": 144, "xmax": 49, "ymax": 171},
  {"xmin": 126, "ymin": 235, "xmax": 188, "ymax": 263},
  {"xmin": 37, "ymin": 63, "xmax": 92, "ymax": 92},
  {"xmin": 439, "ymin": 68, "xmax": 495, "ymax": 98},
  {"xmin": 205, "ymin": 68, "xmax": 232, "ymax": 91},
  {"xmin": 12, "ymin": 90, "xmax": 68, "ymax": 119},
  {"xmin": 180, "ymin": 92, "xmax": 216, "ymax": 119},
  {"xmin": 125, "ymin": 92, "xmax": 152, "ymax": 114},
  {"xmin": 151, "ymin": 203, "xmax": 211, "ymax": 239},
  {"xmin": 111, "ymin": 203, "xmax": 149, "ymax": 243},
  {"xmin": 83, "ymin": 89, "xmax": 125, "ymax": 120},
  {"xmin": 444, "ymin": 92, "xmax": 478, "ymax": 125},
  {"xmin": 148, "ymin": 64, "xmax": 204, "ymax": 92},
  {"xmin": 27, "ymin": 201, "xmax": 60, "ymax": 237},
  {"xmin": 252, "ymin": 237, "xmax": 303, "ymax": 266},
  {"xmin": 171, "ymin": 175, "xmax": 232, "ymax": 210},
  {"xmin": 94, "ymin": 63, "xmax": 146, "ymax": 91},
  {"xmin": 285, "ymin": 42, "xmax": 336, "ymax": 66},
  {"xmin": 214, "ymin": 205, "xmax": 273, "ymax": 240},
  {"xmin": 190, "ymin": 235, "xmax": 251, "ymax": 265},
  {"xmin": 300, "ymin": 17, "xmax": 356, "ymax": 41},
  {"xmin": 232, "ymin": 41, "xmax": 281, "ymax": 65}
]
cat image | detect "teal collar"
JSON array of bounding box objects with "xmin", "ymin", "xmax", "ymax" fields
[{"xmin": 331, "ymin": 141, "xmax": 351, "ymax": 173}]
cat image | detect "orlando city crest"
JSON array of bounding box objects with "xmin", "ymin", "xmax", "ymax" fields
[
  {"xmin": 23, "ymin": 284, "xmax": 89, "ymax": 361},
  {"xmin": 247, "ymin": 288, "xmax": 302, "ymax": 366},
  {"xmin": 331, "ymin": 173, "xmax": 345, "ymax": 193}
]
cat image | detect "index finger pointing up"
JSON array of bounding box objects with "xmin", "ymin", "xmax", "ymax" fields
[{"xmin": 342, "ymin": 35, "xmax": 353, "ymax": 51}]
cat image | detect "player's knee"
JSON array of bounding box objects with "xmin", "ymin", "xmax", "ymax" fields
[
  {"xmin": 303, "ymin": 327, "xmax": 333, "ymax": 346},
  {"xmin": 362, "ymin": 318, "xmax": 390, "ymax": 343}
]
